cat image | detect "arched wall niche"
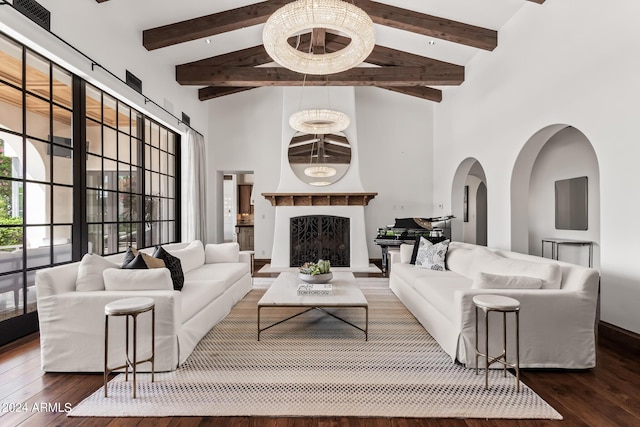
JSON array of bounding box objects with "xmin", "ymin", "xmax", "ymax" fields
[
  {"xmin": 511, "ymin": 124, "xmax": 600, "ymax": 267},
  {"xmin": 451, "ymin": 158, "xmax": 487, "ymax": 243}
]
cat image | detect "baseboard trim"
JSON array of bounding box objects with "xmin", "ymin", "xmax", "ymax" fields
[{"xmin": 598, "ymin": 321, "xmax": 640, "ymax": 357}]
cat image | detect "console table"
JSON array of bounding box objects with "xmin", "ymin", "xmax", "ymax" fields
[{"xmin": 541, "ymin": 238, "xmax": 593, "ymax": 268}]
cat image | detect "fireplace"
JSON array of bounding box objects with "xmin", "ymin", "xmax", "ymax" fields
[{"xmin": 290, "ymin": 215, "xmax": 350, "ymax": 267}]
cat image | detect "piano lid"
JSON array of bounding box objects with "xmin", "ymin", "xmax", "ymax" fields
[{"xmin": 392, "ymin": 216, "xmax": 454, "ymax": 230}]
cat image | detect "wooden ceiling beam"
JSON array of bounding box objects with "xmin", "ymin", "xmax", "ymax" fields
[
  {"xmin": 353, "ymin": 0, "xmax": 497, "ymax": 51},
  {"xmin": 186, "ymin": 45, "xmax": 272, "ymax": 68},
  {"xmin": 294, "ymin": 33, "xmax": 460, "ymax": 68},
  {"xmin": 379, "ymin": 86, "xmax": 443, "ymax": 103},
  {"xmin": 188, "ymin": 34, "xmax": 450, "ymax": 102},
  {"xmin": 200, "ymin": 84, "xmax": 442, "ymax": 102},
  {"xmin": 142, "ymin": 0, "xmax": 289, "ymax": 51},
  {"xmin": 144, "ymin": 0, "xmax": 497, "ymax": 51},
  {"xmin": 177, "ymin": 65, "xmax": 464, "ymax": 87},
  {"xmin": 198, "ymin": 86, "xmax": 257, "ymax": 101},
  {"xmin": 311, "ymin": 28, "xmax": 326, "ymax": 53}
]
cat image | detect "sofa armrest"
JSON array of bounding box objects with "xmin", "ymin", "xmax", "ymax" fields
[
  {"xmin": 38, "ymin": 290, "xmax": 182, "ymax": 337},
  {"xmin": 389, "ymin": 249, "xmax": 403, "ymax": 265},
  {"xmin": 38, "ymin": 289, "xmax": 182, "ymax": 372},
  {"xmin": 454, "ymin": 288, "xmax": 598, "ymax": 368}
]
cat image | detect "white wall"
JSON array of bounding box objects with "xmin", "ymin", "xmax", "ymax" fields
[
  {"xmin": 207, "ymin": 87, "xmax": 283, "ymax": 259},
  {"xmin": 207, "ymin": 86, "xmax": 434, "ymax": 261},
  {"xmin": 433, "ymin": 0, "xmax": 640, "ymax": 333},
  {"xmin": 356, "ymin": 88, "xmax": 434, "ymax": 258}
]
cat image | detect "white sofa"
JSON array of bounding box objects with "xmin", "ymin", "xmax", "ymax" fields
[
  {"xmin": 390, "ymin": 241, "xmax": 600, "ymax": 369},
  {"xmin": 35, "ymin": 241, "xmax": 252, "ymax": 372}
]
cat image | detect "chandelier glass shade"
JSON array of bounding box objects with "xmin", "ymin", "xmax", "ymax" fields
[
  {"xmin": 304, "ymin": 165, "xmax": 337, "ymax": 178},
  {"xmin": 289, "ymin": 109, "xmax": 350, "ymax": 134},
  {"xmin": 263, "ymin": 0, "xmax": 375, "ymax": 75}
]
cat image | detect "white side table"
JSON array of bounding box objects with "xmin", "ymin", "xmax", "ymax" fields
[
  {"xmin": 104, "ymin": 297, "xmax": 155, "ymax": 398},
  {"xmin": 473, "ymin": 294, "xmax": 521, "ymax": 392}
]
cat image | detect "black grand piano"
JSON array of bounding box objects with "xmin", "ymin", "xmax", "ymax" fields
[{"xmin": 374, "ymin": 216, "xmax": 454, "ymax": 272}]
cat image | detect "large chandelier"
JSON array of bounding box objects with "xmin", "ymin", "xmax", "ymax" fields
[
  {"xmin": 263, "ymin": 0, "xmax": 375, "ymax": 75},
  {"xmin": 289, "ymin": 109, "xmax": 350, "ymax": 134}
]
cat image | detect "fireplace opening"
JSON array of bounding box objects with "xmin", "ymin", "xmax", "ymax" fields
[{"xmin": 290, "ymin": 215, "xmax": 350, "ymax": 267}]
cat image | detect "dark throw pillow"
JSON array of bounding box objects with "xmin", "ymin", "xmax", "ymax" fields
[
  {"xmin": 123, "ymin": 253, "xmax": 149, "ymax": 269},
  {"xmin": 153, "ymin": 246, "xmax": 185, "ymax": 291},
  {"xmin": 122, "ymin": 246, "xmax": 137, "ymax": 268},
  {"xmin": 410, "ymin": 235, "xmax": 422, "ymax": 265}
]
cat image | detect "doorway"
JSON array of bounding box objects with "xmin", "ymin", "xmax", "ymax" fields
[
  {"xmin": 222, "ymin": 172, "xmax": 254, "ymax": 250},
  {"xmin": 452, "ymin": 159, "xmax": 488, "ymax": 245}
]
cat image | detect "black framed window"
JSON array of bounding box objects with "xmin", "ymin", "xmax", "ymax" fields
[
  {"xmin": 0, "ymin": 32, "xmax": 181, "ymax": 344},
  {"xmin": 85, "ymin": 85, "xmax": 179, "ymax": 255}
]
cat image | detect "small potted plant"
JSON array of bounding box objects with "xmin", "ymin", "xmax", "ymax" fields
[{"xmin": 299, "ymin": 259, "xmax": 333, "ymax": 284}]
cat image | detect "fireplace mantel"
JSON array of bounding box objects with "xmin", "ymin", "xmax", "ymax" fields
[{"xmin": 262, "ymin": 192, "xmax": 377, "ymax": 207}]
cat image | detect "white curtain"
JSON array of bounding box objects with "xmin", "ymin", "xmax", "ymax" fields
[{"xmin": 184, "ymin": 129, "xmax": 207, "ymax": 242}]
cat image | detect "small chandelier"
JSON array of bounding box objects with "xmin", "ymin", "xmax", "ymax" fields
[
  {"xmin": 263, "ymin": 0, "xmax": 375, "ymax": 75},
  {"xmin": 304, "ymin": 165, "xmax": 337, "ymax": 178},
  {"xmin": 289, "ymin": 109, "xmax": 350, "ymax": 134}
]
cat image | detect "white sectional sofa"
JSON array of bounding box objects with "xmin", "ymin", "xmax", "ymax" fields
[
  {"xmin": 35, "ymin": 241, "xmax": 252, "ymax": 372},
  {"xmin": 390, "ymin": 241, "xmax": 600, "ymax": 369}
]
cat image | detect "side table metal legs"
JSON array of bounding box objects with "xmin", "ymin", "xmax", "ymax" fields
[
  {"xmin": 104, "ymin": 298, "xmax": 155, "ymax": 398},
  {"xmin": 473, "ymin": 295, "xmax": 521, "ymax": 393}
]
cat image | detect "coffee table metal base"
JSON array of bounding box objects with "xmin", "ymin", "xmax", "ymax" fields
[{"xmin": 258, "ymin": 304, "xmax": 368, "ymax": 341}]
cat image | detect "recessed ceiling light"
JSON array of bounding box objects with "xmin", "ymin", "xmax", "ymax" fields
[
  {"xmin": 206, "ymin": 39, "xmax": 211, "ymax": 44},
  {"xmin": 428, "ymin": 40, "xmax": 436, "ymax": 46}
]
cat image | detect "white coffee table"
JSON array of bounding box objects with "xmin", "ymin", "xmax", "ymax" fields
[{"xmin": 257, "ymin": 271, "xmax": 368, "ymax": 341}]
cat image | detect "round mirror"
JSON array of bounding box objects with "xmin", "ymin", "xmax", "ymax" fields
[{"xmin": 288, "ymin": 131, "xmax": 351, "ymax": 186}]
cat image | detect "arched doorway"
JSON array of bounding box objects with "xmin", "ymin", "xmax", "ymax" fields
[
  {"xmin": 511, "ymin": 125, "xmax": 600, "ymax": 267},
  {"xmin": 451, "ymin": 158, "xmax": 487, "ymax": 244}
]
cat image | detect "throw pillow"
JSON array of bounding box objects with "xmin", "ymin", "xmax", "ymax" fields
[
  {"xmin": 472, "ymin": 272, "xmax": 544, "ymax": 290},
  {"xmin": 415, "ymin": 237, "xmax": 450, "ymax": 271},
  {"xmin": 468, "ymin": 247, "xmax": 562, "ymax": 289},
  {"xmin": 122, "ymin": 247, "xmax": 166, "ymax": 269},
  {"xmin": 75, "ymin": 253, "xmax": 119, "ymax": 291},
  {"xmin": 166, "ymin": 240, "xmax": 205, "ymax": 274},
  {"xmin": 153, "ymin": 245, "xmax": 185, "ymax": 291},
  {"xmin": 205, "ymin": 242, "xmax": 240, "ymax": 264},
  {"xmin": 123, "ymin": 253, "xmax": 149, "ymax": 269},
  {"xmin": 103, "ymin": 268, "xmax": 173, "ymax": 291},
  {"xmin": 122, "ymin": 246, "xmax": 137, "ymax": 268},
  {"xmin": 445, "ymin": 243, "xmax": 476, "ymax": 276}
]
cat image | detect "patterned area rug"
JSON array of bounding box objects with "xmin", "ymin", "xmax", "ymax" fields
[{"xmin": 69, "ymin": 288, "xmax": 561, "ymax": 419}]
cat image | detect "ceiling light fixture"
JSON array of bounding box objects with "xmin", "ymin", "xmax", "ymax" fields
[
  {"xmin": 304, "ymin": 165, "xmax": 337, "ymax": 178},
  {"xmin": 289, "ymin": 109, "xmax": 350, "ymax": 134},
  {"xmin": 263, "ymin": 0, "xmax": 375, "ymax": 75},
  {"xmin": 309, "ymin": 181, "xmax": 332, "ymax": 186}
]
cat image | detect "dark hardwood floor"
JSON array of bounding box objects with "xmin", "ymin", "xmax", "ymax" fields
[
  {"xmin": 1, "ymin": 265, "xmax": 638, "ymax": 426},
  {"xmin": 2, "ymin": 328, "xmax": 639, "ymax": 426}
]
